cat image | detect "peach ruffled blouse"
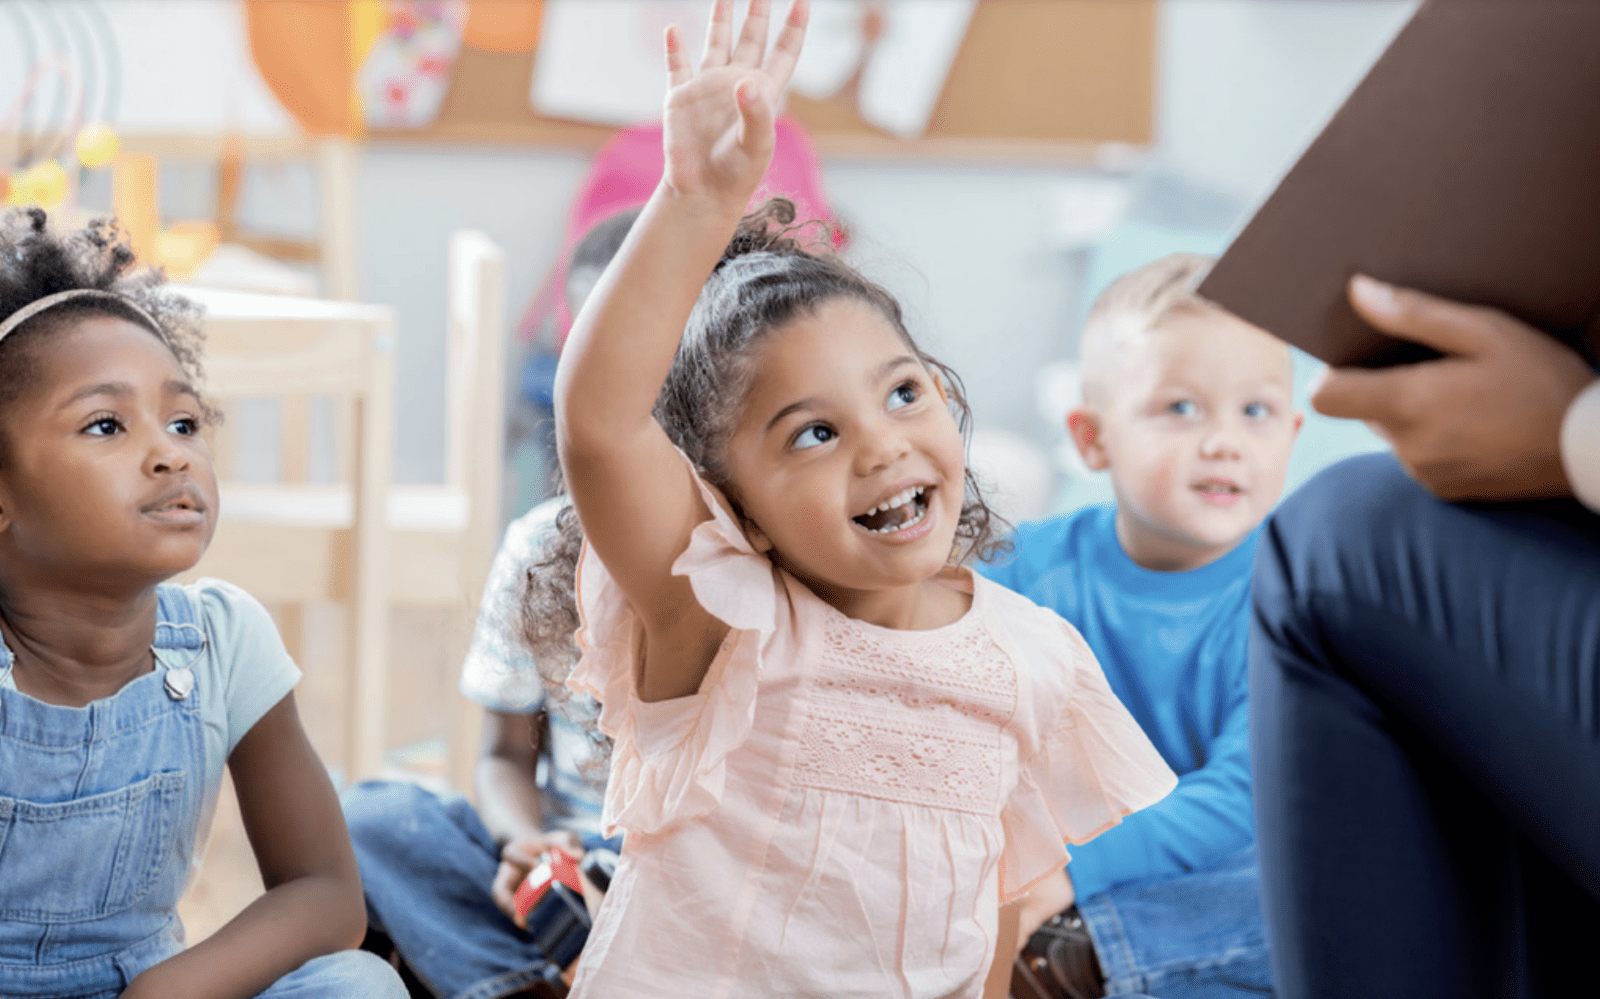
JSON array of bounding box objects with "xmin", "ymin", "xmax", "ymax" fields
[{"xmin": 566, "ymin": 466, "xmax": 1176, "ymax": 999}]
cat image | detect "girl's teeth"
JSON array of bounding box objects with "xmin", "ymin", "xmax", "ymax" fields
[
  {"xmin": 871, "ymin": 502, "xmax": 926, "ymax": 533},
  {"xmin": 866, "ymin": 487, "xmax": 922, "ymax": 517}
]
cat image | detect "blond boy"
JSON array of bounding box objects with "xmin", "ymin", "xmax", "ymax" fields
[{"xmin": 984, "ymin": 253, "xmax": 1301, "ymax": 999}]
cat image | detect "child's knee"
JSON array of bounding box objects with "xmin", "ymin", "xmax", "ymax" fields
[
  {"xmin": 261, "ymin": 949, "xmax": 409, "ymax": 999},
  {"xmin": 341, "ymin": 780, "xmax": 436, "ymax": 850}
]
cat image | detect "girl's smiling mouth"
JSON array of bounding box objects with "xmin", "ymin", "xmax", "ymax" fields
[{"xmin": 852, "ymin": 485, "xmax": 932, "ymax": 535}]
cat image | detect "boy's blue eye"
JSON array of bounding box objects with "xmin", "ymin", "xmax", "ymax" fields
[
  {"xmin": 792, "ymin": 424, "xmax": 835, "ymax": 450},
  {"xmin": 887, "ymin": 382, "xmax": 918, "ymax": 411},
  {"xmin": 169, "ymin": 416, "xmax": 200, "ymax": 436},
  {"xmin": 84, "ymin": 416, "xmax": 122, "ymax": 436},
  {"xmin": 1167, "ymin": 400, "xmax": 1198, "ymax": 417},
  {"xmin": 1243, "ymin": 402, "xmax": 1270, "ymax": 419}
]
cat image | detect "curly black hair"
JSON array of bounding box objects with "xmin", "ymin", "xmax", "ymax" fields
[
  {"xmin": 520, "ymin": 198, "xmax": 1011, "ymax": 775},
  {"xmin": 0, "ymin": 208, "xmax": 209, "ymax": 450}
]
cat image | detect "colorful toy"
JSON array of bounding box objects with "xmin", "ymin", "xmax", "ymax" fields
[{"xmin": 513, "ymin": 847, "xmax": 592, "ymax": 972}]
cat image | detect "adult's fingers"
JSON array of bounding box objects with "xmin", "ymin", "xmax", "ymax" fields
[
  {"xmin": 760, "ymin": 0, "xmax": 810, "ymax": 89},
  {"xmin": 664, "ymin": 25, "xmax": 693, "ymax": 88},
  {"xmin": 1348, "ymin": 275, "xmax": 1501, "ymax": 358},
  {"xmin": 700, "ymin": 0, "xmax": 734, "ymax": 69},
  {"xmin": 730, "ymin": 0, "xmax": 772, "ymax": 66},
  {"xmin": 1309, "ymin": 362, "xmax": 1418, "ymax": 426}
]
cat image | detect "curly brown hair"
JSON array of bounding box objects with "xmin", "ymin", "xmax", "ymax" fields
[
  {"xmin": 0, "ymin": 208, "xmax": 211, "ymax": 456},
  {"xmin": 520, "ymin": 199, "xmax": 1011, "ymax": 770}
]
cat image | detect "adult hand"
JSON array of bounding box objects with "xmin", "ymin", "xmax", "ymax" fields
[
  {"xmin": 661, "ymin": 0, "xmax": 808, "ymax": 214},
  {"xmin": 491, "ymin": 830, "xmax": 585, "ymax": 929},
  {"xmin": 1312, "ymin": 275, "xmax": 1597, "ymax": 501}
]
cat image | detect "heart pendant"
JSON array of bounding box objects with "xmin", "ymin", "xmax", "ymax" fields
[{"xmin": 164, "ymin": 667, "xmax": 195, "ymax": 701}]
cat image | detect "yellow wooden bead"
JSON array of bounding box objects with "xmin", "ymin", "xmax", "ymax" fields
[{"xmin": 75, "ymin": 122, "xmax": 121, "ymax": 168}]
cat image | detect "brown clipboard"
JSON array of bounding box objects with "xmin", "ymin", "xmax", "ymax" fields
[{"xmin": 1197, "ymin": 0, "xmax": 1600, "ymax": 369}]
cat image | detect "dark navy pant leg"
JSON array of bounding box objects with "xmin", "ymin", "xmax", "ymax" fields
[{"xmin": 1249, "ymin": 453, "xmax": 1600, "ymax": 999}]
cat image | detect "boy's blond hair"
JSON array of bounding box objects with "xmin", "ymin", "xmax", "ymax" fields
[{"xmin": 1079, "ymin": 252, "xmax": 1215, "ymax": 403}]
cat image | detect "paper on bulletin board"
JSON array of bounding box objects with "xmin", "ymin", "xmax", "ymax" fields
[
  {"xmin": 530, "ymin": 0, "xmax": 974, "ymax": 138},
  {"xmin": 358, "ymin": 1, "xmax": 469, "ymax": 130},
  {"xmin": 857, "ymin": 0, "xmax": 976, "ymax": 139}
]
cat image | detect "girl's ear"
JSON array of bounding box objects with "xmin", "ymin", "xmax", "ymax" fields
[
  {"xmin": 931, "ymin": 371, "xmax": 949, "ymax": 405},
  {"xmin": 1067, "ymin": 407, "xmax": 1111, "ymax": 471}
]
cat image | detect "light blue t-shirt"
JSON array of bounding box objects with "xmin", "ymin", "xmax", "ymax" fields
[{"xmin": 978, "ymin": 504, "xmax": 1257, "ymax": 899}]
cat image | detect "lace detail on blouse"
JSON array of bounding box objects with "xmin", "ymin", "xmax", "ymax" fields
[{"xmin": 793, "ymin": 610, "xmax": 1018, "ymax": 814}]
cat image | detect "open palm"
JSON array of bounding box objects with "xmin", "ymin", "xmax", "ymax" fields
[{"xmin": 662, "ymin": 0, "xmax": 809, "ymax": 211}]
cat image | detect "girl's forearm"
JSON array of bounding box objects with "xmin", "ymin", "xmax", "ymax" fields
[
  {"xmin": 123, "ymin": 874, "xmax": 366, "ymax": 999},
  {"xmin": 554, "ymin": 182, "xmax": 746, "ymax": 454}
]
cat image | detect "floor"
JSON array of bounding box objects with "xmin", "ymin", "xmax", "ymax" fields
[{"xmin": 176, "ymin": 604, "xmax": 467, "ymax": 942}]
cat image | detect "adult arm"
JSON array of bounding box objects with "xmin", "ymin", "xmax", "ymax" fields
[
  {"xmin": 1312, "ymin": 275, "xmax": 1598, "ymax": 503},
  {"xmin": 1064, "ymin": 673, "xmax": 1253, "ymax": 899},
  {"xmin": 124, "ymin": 694, "xmax": 366, "ymax": 999}
]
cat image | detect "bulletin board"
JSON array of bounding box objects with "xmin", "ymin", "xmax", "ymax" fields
[{"xmin": 372, "ymin": 0, "xmax": 1156, "ymax": 163}]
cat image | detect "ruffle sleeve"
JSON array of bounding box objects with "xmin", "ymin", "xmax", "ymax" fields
[
  {"xmin": 995, "ymin": 601, "xmax": 1178, "ymax": 901},
  {"xmin": 565, "ymin": 453, "xmax": 780, "ymax": 837}
]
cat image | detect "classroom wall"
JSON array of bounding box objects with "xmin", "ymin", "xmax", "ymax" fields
[{"xmin": 24, "ymin": 0, "xmax": 1419, "ymax": 498}]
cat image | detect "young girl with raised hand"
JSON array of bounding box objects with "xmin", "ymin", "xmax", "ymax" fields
[
  {"xmin": 0, "ymin": 210, "xmax": 404, "ymax": 999},
  {"xmin": 532, "ymin": 1, "xmax": 1176, "ymax": 995}
]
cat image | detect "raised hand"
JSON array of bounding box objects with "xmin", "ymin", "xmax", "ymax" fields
[{"xmin": 661, "ymin": 0, "xmax": 809, "ymax": 213}]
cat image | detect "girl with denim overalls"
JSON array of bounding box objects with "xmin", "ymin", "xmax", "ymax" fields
[{"xmin": 0, "ymin": 210, "xmax": 405, "ymax": 999}]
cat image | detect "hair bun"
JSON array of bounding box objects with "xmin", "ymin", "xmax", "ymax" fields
[{"xmin": 716, "ymin": 197, "xmax": 803, "ymax": 269}]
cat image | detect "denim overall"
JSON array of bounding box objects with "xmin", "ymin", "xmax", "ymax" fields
[
  {"xmin": 0, "ymin": 586, "xmax": 405, "ymax": 999},
  {"xmin": 0, "ymin": 589, "xmax": 205, "ymax": 998}
]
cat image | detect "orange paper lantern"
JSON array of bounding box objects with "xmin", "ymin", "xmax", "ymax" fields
[
  {"xmin": 462, "ymin": 0, "xmax": 542, "ymax": 53},
  {"xmin": 244, "ymin": 0, "xmax": 359, "ymax": 136}
]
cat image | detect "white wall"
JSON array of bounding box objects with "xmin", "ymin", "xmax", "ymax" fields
[{"xmin": 1157, "ymin": 0, "xmax": 1417, "ymax": 205}]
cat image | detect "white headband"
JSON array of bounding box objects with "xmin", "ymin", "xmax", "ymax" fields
[{"xmin": 0, "ymin": 288, "xmax": 163, "ymax": 342}]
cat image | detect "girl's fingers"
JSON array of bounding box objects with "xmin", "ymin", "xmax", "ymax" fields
[
  {"xmin": 700, "ymin": 0, "xmax": 734, "ymax": 69},
  {"xmin": 664, "ymin": 24, "xmax": 694, "ymax": 87},
  {"xmin": 730, "ymin": 0, "xmax": 772, "ymax": 67},
  {"xmin": 735, "ymin": 77, "xmax": 775, "ymax": 154},
  {"xmin": 760, "ymin": 0, "xmax": 809, "ymax": 90}
]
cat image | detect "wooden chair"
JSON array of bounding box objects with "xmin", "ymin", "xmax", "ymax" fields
[
  {"xmin": 177, "ymin": 231, "xmax": 507, "ymax": 790},
  {"xmin": 175, "ymin": 285, "xmax": 397, "ymax": 784}
]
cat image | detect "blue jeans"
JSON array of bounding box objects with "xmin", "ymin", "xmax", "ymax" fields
[
  {"xmin": 343, "ymin": 780, "xmax": 615, "ymax": 999},
  {"xmin": 1077, "ymin": 846, "xmax": 1272, "ymax": 998},
  {"xmin": 257, "ymin": 952, "xmax": 409, "ymax": 999},
  {"xmin": 1250, "ymin": 454, "xmax": 1600, "ymax": 999}
]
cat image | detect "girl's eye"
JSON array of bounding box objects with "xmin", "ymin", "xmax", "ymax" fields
[
  {"xmin": 1243, "ymin": 401, "xmax": 1270, "ymax": 419},
  {"xmin": 791, "ymin": 424, "xmax": 836, "ymax": 451},
  {"xmin": 169, "ymin": 416, "xmax": 200, "ymax": 436},
  {"xmin": 84, "ymin": 416, "xmax": 122, "ymax": 437},
  {"xmin": 1167, "ymin": 399, "xmax": 1198, "ymax": 417},
  {"xmin": 887, "ymin": 382, "xmax": 919, "ymax": 411}
]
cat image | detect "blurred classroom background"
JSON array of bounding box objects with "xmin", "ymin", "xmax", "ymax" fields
[{"xmin": 0, "ymin": 0, "xmax": 1404, "ymax": 937}]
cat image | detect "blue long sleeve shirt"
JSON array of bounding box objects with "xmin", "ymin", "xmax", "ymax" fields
[{"xmin": 978, "ymin": 504, "xmax": 1257, "ymax": 900}]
